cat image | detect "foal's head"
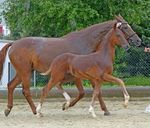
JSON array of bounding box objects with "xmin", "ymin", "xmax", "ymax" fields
[{"xmin": 109, "ymin": 23, "xmax": 130, "ymax": 51}]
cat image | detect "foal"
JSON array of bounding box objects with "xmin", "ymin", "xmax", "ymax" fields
[{"xmin": 37, "ymin": 25, "xmax": 130, "ymax": 117}]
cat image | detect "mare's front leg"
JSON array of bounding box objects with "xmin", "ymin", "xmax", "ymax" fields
[
  {"xmin": 103, "ymin": 74, "xmax": 130, "ymax": 107},
  {"xmin": 5, "ymin": 74, "xmax": 21, "ymax": 116},
  {"xmin": 90, "ymin": 80, "xmax": 110, "ymax": 116}
]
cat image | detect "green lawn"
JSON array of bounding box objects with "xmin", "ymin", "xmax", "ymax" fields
[
  {"xmin": 34, "ymin": 76, "xmax": 150, "ymax": 88},
  {"xmin": 124, "ymin": 76, "xmax": 150, "ymax": 86}
]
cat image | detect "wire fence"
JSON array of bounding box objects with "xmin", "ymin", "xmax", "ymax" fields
[{"xmin": 34, "ymin": 46, "xmax": 150, "ymax": 87}]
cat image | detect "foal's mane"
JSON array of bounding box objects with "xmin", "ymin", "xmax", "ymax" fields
[{"xmin": 95, "ymin": 27, "xmax": 115, "ymax": 51}]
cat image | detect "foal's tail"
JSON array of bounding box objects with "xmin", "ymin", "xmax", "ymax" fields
[
  {"xmin": 0, "ymin": 43, "xmax": 12, "ymax": 80},
  {"xmin": 40, "ymin": 67, "xmax": 51, "ymax": 76}
]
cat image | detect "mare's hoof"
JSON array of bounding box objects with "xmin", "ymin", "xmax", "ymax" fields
[
  {"xmin": 104, "ymin": 111, "xmax": 110, "ymax": 116},
  {"xmin": 4, "ymin": 109, "xmax": 11, "ymax": 117}
]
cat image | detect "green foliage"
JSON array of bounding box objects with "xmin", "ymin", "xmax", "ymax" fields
[
  {"xmin": 1, "ymin": 0, "xmax": 99, "ymax": 38},
  {"xmin": 114, "ymin": 46, "xmax": 150, "ymax": 77},
  {"xmin": 1, "ymin": 0, "xmax": 149, "ymax": 41}
]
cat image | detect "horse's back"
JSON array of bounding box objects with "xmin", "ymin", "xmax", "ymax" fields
[{"xmin": 8, "ymin": 37, "xmax": 69, "ymax": 72}]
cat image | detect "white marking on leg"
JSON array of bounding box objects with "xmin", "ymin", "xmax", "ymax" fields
[
  {"xmin": 63, "ymin": 92, "xmax": 71, "ymax": 102},
  {"xmin": 36, "ymin": 103, "xmax": 43, "ymax": 117},
  {"xmin": 124, "ymin": 95, "xmax": 130, "ymax": 107},
  {"xmin": 88, "ymin": 105, "xmax": 96, "ymax": 118},
  {"xmin": 63, "ymin": 92, "xmax": 71, "ymax": 109},
  {"xmin": 36, "ymin": 103, "xmax": 42, "ymax": 113},
  {"xmin": 145, "ymin": 104, "xmax": 150, "ymax": 113}
]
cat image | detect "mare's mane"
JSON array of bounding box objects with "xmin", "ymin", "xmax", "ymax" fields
[{"xmin": 63, "ymin": 20, "xmax": 116, "ymax": 38}]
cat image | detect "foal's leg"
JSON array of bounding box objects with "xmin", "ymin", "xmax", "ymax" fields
[
  {"xmin": 56, "ymin": 83, "xmax": 71, "ymax": 110},
  {"xmin": 103, "ymin": 74, "xmax": 130, "ymax": 107},
  {"xmin": 69, "ymin": 78, "xmax": 85, "ymax": 107},
  {"xmin": 36, "ymin": 79, "xmax": 58, "ymax": 116},
  {"xmin": 98, "ymin": 88, "xmax": 110, "ymax": 115},
  {"xmin": 90, "ymin": 81, "xmax": 110, "ymax": 116},
  {"xmin": 56, "ymin": 78, "xmax": 84, "ymax": 110},
  {"xmin": 54, "ymin": 78, "xmax": 85, "ymax": 110},
  {"xmin": 5, "ymin": 74, "xmax": 21, "ymax": 116},
  {"xmin": 89, "ymin": 81, "xmax": 100, "ymax": 118}
]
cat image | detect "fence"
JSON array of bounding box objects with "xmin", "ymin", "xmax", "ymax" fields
[
  {"xmin": 0, "ymin": 40, "xmax": 149, "ymax": 87},
  {"xmin": 34, "ymin": 46, "xmax": 150, "ymax": 87}
]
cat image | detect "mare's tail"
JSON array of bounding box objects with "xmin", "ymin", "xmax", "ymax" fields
[{"xmin": 0, "ymin": 43, "xmax": 12, "ymax": 80}]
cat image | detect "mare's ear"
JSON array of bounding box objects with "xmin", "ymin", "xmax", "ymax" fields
[
  {"xmin": 115, "ymin": 14, "xmax": 123, "ymax": 21},
  {"xmin": 115, "ymin": 15, "xmax": 120, "ymax": 21},
  {"xmin": 118, "ymin": 14, "xmax": 123, "ymax": 19}
]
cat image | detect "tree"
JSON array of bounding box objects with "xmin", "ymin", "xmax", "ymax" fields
[{"xmin": 1, "ymin": 0, "xmax": 149, "ymax": 42}]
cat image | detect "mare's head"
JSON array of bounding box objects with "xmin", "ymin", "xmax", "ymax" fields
[
  {"xmin": 110, "ymin": 23, "xmax": 130, "ymax": 52},
  {"xmin": 115, "ymin": 15, "xmax": 141, "ymax": 46}
]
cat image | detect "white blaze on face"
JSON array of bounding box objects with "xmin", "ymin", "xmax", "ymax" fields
[{"xmin": 116, "ymin": 22, "xmax": 122, "ymax": 28}]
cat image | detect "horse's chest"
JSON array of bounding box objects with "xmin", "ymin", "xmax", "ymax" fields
[{"xmin": 99, "ymin": 62, "xmax": 113, "ymax": 73}]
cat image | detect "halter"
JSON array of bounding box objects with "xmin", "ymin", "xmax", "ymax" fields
[{"xmin": 117, "ymin": 22, "xmax": 136, "ymax": 41}]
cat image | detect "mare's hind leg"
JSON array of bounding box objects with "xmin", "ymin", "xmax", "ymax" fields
[
  {"xmin": 5, "ymin": 74, "xmax": 21, "ymax": 116},
  {"xmin": 21, "ymin": 72, "xmax": 37, "ymax": 115},
  {"xmin": 90, "ymin": 81, "xmax": 110, "ymax": 116},
  {"xmin": 103, "ymin": 74, "xmax": 130, "ymax": 107}
]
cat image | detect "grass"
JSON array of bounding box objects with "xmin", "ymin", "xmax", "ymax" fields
[
  {"xmin": 33, "ymin": 76, "xmax": 150, "ymax": 88},
  {"xmin": 124, "ymin": 76, "xmax": 150, "ymax": 86}
]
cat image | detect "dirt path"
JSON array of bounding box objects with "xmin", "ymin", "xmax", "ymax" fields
[{"xmin": 0, "ymin": 98, "xmax": 150, "ymax": 128}]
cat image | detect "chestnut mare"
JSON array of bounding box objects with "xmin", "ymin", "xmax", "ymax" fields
[
  {"xmin": 0, "ymin": 15, "xmax": 141, "ymax": 116},
  {"xmin": 37, "ymin": 24, "xmax": 130, "ymax": 117}
]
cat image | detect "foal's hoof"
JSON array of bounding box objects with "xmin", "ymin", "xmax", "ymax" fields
[
  {"xmin": 62, "ymin": 103, "xmax": 69, "ymax": 111},
  {"xmin": 123, "ymin": 102, "xmax": 128, "ymax": 108},
  {"xmin": 123, "ymin": 104, "xmax": 128, "ymax": 108},
  {"xmin": 4, "ymin": 109, "xmax": 11, "ymax": 117},
  {"xmin": 104, "ymin": 111, "xmax": 110, "ymax": 116},
  {"xmin": 36, "ymin": 112, "xmax": 44, "ymax": 118}
]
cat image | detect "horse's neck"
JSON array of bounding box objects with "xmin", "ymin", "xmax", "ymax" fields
[
  {"xmin": 96, "ymin": 35, "xmax": 116, "ymax": 63},
  {"xmin": 64, "ymin": 20, "xmax": 116, "ymax": 53},
  {"xmin": 80, "ymin": 20, "xmax": 116, "ymax": 42}
]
